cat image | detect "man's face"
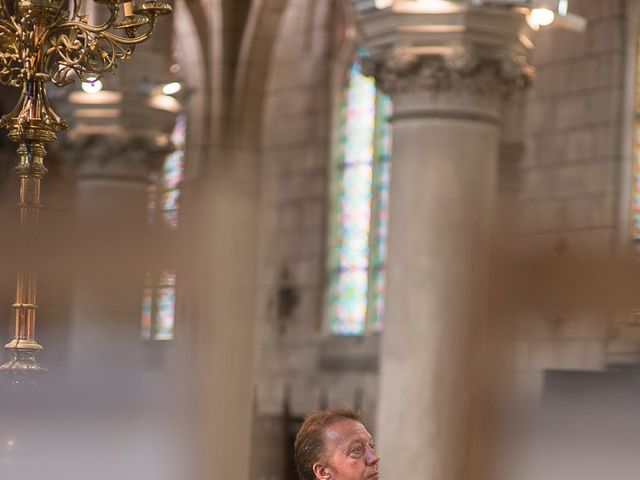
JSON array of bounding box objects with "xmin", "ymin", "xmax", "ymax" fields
[{"xmin": 313, "ymin": 418, "xmax": 380, "ymax": 480}]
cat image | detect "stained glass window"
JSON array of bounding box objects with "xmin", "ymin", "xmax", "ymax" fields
[
  {"xmin": 148, "ymin": 114, "xmax": 186, "ymax": 230},
  {"xmin": 327, "ymin": 59, "xmax": 392, "ymax": 335},
  {"xmin": 141, "ymin": 114, "xmax": 185, "ymax": 340},
  {"xmin": 140, "ymin": 270, "xmax": 177, "ymax": 341},
  {"xmin": 141, "ymin": 285, "xmax": 153, "ymax": 340},
  {"xmin": 633, "ymin": 36, "xmax": 640, "ymax": 240}
]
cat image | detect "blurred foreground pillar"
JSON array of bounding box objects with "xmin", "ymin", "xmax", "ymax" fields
[
  {"xmin": 183, "ymin": 147, "xmax": 260, "ymax": 480},
  {"xmin": 357, "ymin": 3, "xmax": 533, "ymax": 480}
]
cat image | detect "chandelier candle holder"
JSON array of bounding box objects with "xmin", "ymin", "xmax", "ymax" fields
[{"xmin": 0, "ymin": 0, "xmax": 171, "ymax": 379}]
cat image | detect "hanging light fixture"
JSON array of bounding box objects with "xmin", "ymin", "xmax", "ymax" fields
[{"xmin": 0, "ymin": 0, "xmax": 171, "ymax": 383}]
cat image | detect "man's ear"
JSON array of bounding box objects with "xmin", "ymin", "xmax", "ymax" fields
[{"xmin": 312, "ymin": 462, "xmax": 332, "ymax": 480}]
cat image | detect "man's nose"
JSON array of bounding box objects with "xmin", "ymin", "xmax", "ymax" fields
[{"xmin": 366, "ymin": 446, "xmax": 380, "ymax": 465}]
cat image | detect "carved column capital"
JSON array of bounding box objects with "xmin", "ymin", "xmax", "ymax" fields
[
  {"xmin": 355, "ymin": 3, "xmax": 536, "ymax": 105},
  {"xmin": 63, "ymin": 133, "xmax": 173, "ymax": 183},
  {"xmin": 370, "ymin": 47, "xmax": 533, "ymax": 99}
]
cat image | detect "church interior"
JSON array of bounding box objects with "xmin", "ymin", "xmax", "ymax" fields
[{"xmin": 0, "ymin": 0, "xmax": 638, "ymax": 479}]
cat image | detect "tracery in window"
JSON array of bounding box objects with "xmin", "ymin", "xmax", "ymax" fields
[{"xmin": 326, "ymin": 59, "xmax": 392, "ymax": 335}]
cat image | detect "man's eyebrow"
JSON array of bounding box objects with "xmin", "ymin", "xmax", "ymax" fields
[{"xmin": 344, "ymin": 438, "xmax": 363, "ymax": 448}]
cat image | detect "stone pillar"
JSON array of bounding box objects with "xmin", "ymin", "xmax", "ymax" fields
[
  {"xmin": 56, "ymin": 133, "xmax": 189, "ymax": 480},
  {"xmin": 68, "ymin": 135, "xmax": 166, "ymax": 386},
  {"xmin": 357, "ymin": 4, "xmax": 533, "ymax": 480},
  {"xmin": 183, "ymin": 146, "xmax": 260, "ymax": 480}
]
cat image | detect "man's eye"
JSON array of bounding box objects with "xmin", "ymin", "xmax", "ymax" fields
[{"xmin": 350, "ymin": 446, "xmax": 363, "ymax": 456}]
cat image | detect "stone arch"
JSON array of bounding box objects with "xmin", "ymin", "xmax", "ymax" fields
[
  {"xmin": 231, "ymin": 0, "xmax": 291, "ymax": 150},
  {"xmin": 173, "ymin": 0, "xmax": 214, "ymax": 178}
]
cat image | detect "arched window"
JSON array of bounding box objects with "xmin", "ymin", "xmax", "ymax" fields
[
  {"xmin": 633, "ymin": 38, "xmax": 640, "ymax": 240},
  {"xmin": 326, "ymin": 58, "xmax": 392, "ymax": 335},
  {"xmin": 141, "ymin": 114, "xmax": 186, "ymax": 340}
]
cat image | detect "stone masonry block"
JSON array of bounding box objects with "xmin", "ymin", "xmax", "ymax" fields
[
  {"xmin": 588, "ymin": 88, "xmax": 623, "ymax": 124},
  {"xmin": 288, "ymin": 258, "xmax": 323, "ymax": 287},
  {"xmin": 596, "ymin": 51, "xmax": 624, "ymax": 88},
  {"xmin": 533, "ymin": 134, "xmax": 566, "ymax": 163},
  {"xmin": 592, "ymin": 123, "xmax": 621, "ymax": 157},
  {"xmin": 520, "ymin": 200, "xmax": 564, "ymax": 232},
  {"xmin": 555, "ymin": 164, "xmax": 590, "ymax": 196},
  {"xmin": 522, "ymin": 166, "xmax": 559, "ymax": 197},
  {"xmin": 563, "ymin": 194, "xmax": 615, "ymax": 229},
  {"xmin": 568, "ymin": 57, "xmax": 598, "ymax": 92},
  {"xmin": 583, "ymin": 160, "xmax": 618, "ymax": 193},
  {"xmin": 588, "ymin": 17, "xmax": 624, "ymax": 54},
  {"xmin": 557, "ymin": 95, "xmax": 589, "ymax": 129},
  {"xmin": 566, "ymin": 128, "xmax": 595, "ymax": 161}
]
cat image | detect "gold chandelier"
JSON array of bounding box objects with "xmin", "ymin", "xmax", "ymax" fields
[{"xmin": 0, "ymin": 0, "xmax": 171, "ymax": 381}]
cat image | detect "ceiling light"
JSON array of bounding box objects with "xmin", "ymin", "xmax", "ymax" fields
[
  {"xmin": 162, "ymin": 82, "xmax": 182, "ymax": 95},
  {"xmin": 374, "ymin": 0, "xmax": 392, "ymax": 8},
  {"xmin": 81, "ymin": 79, "xmax": 103, "ymax": 93},
  {"xmin": 527, "ymin": 8, "xmax": 554, "ymax": 29}
]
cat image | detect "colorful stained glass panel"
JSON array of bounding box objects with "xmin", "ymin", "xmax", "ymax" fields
[
  {"xmin": 163, "ymin": 189, "xmax": 180, "ymax": 213},
  {"xmin": 146, "ymin": 114, "xmax": 187, "ymax": 230},
  {"xmin": 634, "ymin": 121, "xmax": 640, "ymax": 240},
  {"xmin": 328, "ymin": 60, "xmax": 378, "ymax": 335},
  {"xmin": 141, "ymin": 287, "xmax": 152, "ymax": 340},
  {"xmin": 163, "ymin": 151, "xmax": 184, "ymax": 190},
  {"xmin": 155, "ymin": 286, "xmax": 176, "ymax": 340},
  {"xmin": 171, "ymin": 114, "xmax": 187, "ymax": 147},
  {"xmin": 327, "ymin": 58, "xmax": 393, "ymax": 336},
  {"xmin": 329, "ymin": 268, "xmax": 368, "ymax": 335}
]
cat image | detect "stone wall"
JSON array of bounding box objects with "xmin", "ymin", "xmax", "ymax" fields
[
  {"xmin": 254, "ymin": 0, "xmax": 380, "ymax": 425},
  {"xmin": 514, "ymin": 0, "xmax": 628, "ymax": 400}
]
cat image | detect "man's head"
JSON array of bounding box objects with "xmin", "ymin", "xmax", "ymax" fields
[{"xmin": 294, "ymin": 407, "xmax": 380, "ymax": 480}]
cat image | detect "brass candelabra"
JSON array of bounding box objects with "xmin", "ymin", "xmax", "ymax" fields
[{"xmin": 0, "ymin": 0, "xmax": 171, "ymax": 379}]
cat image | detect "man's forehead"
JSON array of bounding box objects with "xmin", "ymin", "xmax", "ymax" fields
[{"xmin": 324, "ymin": 419, "xmax": 372, "ymax": 445}]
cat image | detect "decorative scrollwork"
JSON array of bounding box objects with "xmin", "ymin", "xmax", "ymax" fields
[
  {"xmin": 0, "ymin": 0, "xmax": 171, "ymax": 141},
  {"xmin": 0, "ymin": 24, "xmax": 20, "ymax": 86}
]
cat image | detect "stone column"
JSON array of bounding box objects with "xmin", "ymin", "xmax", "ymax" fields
[
  {"xmin": 57, "ymin": 133, "xmax": 189, "ymax": 480},
  {"xmin": 357, "ymin": 4, "xmax": 533, "ymax": 480},
  {"xmin": 68, "ymin": 135, "xmax": 166, "ymax": 386}
]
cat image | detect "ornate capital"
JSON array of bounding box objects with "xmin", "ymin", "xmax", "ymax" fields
[
  {"xmin": 63, "ymin": 133, "xmax": 173, "ymax": 182},
  {"xmin": 355, "ymin": 3, "xmax": 535, "ymax": 101},
  {"xmin": 372, "ymin": 47, "xmax": 534, "ymax": 99}
]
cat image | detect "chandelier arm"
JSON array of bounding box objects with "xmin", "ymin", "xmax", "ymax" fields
[
  {"xmin": 43, "ymin": 28, "xmax": 93, "ymax": 80},
  {"xmin": 77, "ymin": 41, "xmax": 120, "ymax": 78},
  {"xmin": 0, "ymin": 24, "xmax": 18, "ymax": 77},
  {"xmin": 102, "ymin": 22, "xmax": 156, "ymax": 46},
  {"xmin": 0, "ymin": 15, "xmax": 16, "ymax": 32},
  {"xmin": 44, "ymin": 30, "xmax": 142, "ymax": 85},
  {"xmin": 55, "ymin": 3, "xmax": 119, "ymax": 34}
]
